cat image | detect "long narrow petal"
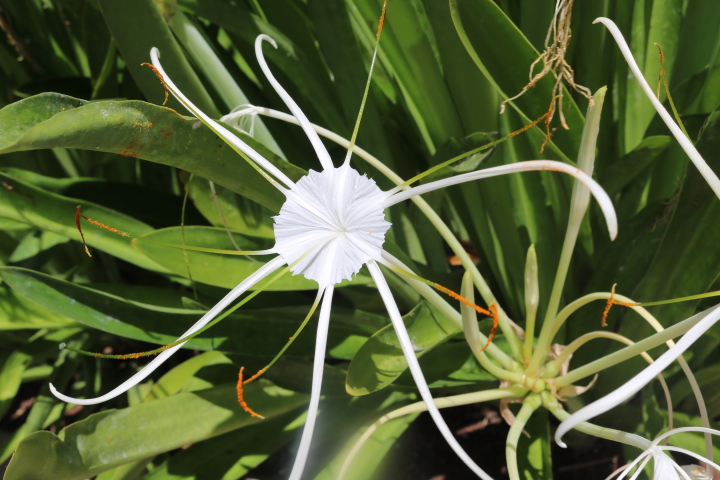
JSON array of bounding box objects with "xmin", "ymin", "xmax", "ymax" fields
[
  {"xmin": 50, "ymin": 256, "xmax": 287, "ymax": 405},
  {"xmin": 384, "ymin": 160, "xmax": 618, "ymax": 240},
  {"xmin": 287, "ymin": 285, "xmax": 334, "ymax": 480},
  {"xmin": 255, "ymin": 35, "xmax": 334, "ymax": 172},
  {"xmin": 555, "ymin": 304, "xmax": 720, "ymax": 447},
  {"xmin": 149, "ymin": 48, "xmax": 295, "ymax": 190},
  {"xmin": 367, "ymin": 260, "xmax": 494, "ymax": 480},
  {"xmin": 594, "ymin": 17, "xmax": 720, "ymax": 200}
]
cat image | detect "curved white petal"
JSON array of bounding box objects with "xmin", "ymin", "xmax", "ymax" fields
[
  {"xmin": 593, "ymin": 17, "xmax": 720, "ymax": 200},
  {"xmin": 50, "ymin": 256, "xmax": 286, "ymax": 405},
  {"xmin": 287, "ymin": 285, "xmax": 334, "ymax": 480},
  {"xmin": 660, "ymin": 447, "xmax": 720, "ymax": 475},
  {"xmin": 255, "ymin": 35, "xmax": 334, "ymax": 172},
  {"xmin": 149, "ymin": 48, "xmax": 294, "ymax": 190},
  {"xmin": 367, "ymin": 260, "xmax": 494, "ymax": 480},
  {"xmin": 555, "ymin": 304, "xmax": 720, "ymax": 447},
  {"xmin": 384, "ymin": 160, "xmax": 618, "ymax": 240}
]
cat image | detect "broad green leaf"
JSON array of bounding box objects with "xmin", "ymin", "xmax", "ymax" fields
[
  {"xmin": 145, "ymin": 351, "xmax": 232, "ymax": 401},
  {"xmin": 0, "ymin": 350, "xmax": 33, "ymax": 419},
  {"xmin": 4, "ymin": 381, "xmax": 307, "ymax": 480},
  {"xmin": 346, "ymin": 300, "xmax": 462, "ymax": 395},
  {"xmin": 0, "ymin": 334, "xmax": 85, "ymax": 464},
  {"xmin": 133, "ymin": 226, "xmax": 372, "ymax": 290},
  {"xmin": 181, "ymin": 172, "xmax": 275, "ymax": 239},
  {"xmin": 142, "ymin": 410, "xmax": 300, "ymax": 480},
  {"xmin": 9, "ymin": 230, "xmax": 68, "ymax": 265},
  {"xmin": 599, "ymin": 136, "xmax": 673, "ymax": 197},
  {"xmin": 0, "ymin": 285, "xmax": 77, "ymax": 330},
  {"xmin": 0, "ymin": 267, "xmax": 375, "ymax": 359},
  {"xmin": 0, "ymin": 169, "xmax": 162, "ymax": 272},
  {"xmin": 0, "ymin": 94, "xmax": 306, "ymax": 212},
  {"xmin": 392, "ymin": 341, "xmax": 497, "ymax": 389}
]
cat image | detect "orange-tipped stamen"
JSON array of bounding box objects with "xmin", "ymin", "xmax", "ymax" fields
[
  {"xmin": 477, "ymin": 303, "xmax": 499, "ymax": 352},
  {"xmin": 376, "ymin": 1, "xmax": 387, "ymax": 40},
  {"xmin": 62, "ymin": 340, "xmax": 183, "ymax": 360},
  {"xmin": 73, "ymin": 206, "xmax": 265, "ymax": 256},
  {"xmin": 431, "ymin": 281, "xmax": 493, "ymax": 318},
  {"xmin": 242, "ymin": 367, "xmax": 266, "ymax": 385},
  {"xmin": 419, "ymin": 276, "xmax": 498, "ymax": 350},
  {"xmin": 77, "ymin": 207, "xmax": 132, "ymax": 238},
  {"xmin": 141, "ymin": 62, "xmax": 169, "ymax": 105},
  {"xmin": 601, "ymin": 284, "xmax": 637, "ymax": 327},
  {"xmin": 237, "ymin": 367, "xmax": 264, "ymax": 418},
  {"xmin": 75, "ymin": 206, "xmax": 92, "ymax": 257}
]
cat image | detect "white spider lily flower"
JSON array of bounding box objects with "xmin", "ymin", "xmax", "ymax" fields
[
  {"xmin": 594, "ymin": 17, "xmax": 720, "ymax": 200},
  {"xmin": 51, "ymin": 34, "xmax": 618, "ymax": 480},
  {"xmin": 555, "ymin": 304, "xmax": 720, "ymax": 447},
  {"xmin": 612, "ymin": 427, "xmax": 720, "ymax": 480}
]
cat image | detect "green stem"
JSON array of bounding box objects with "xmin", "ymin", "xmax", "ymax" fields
[
  {"xmin": 555, "ymin": 311, "xmax": 703, "ymax": 388},
  {"xmin": 541, "ymin": 391, "xmax": 650, "ymax": 449},
  {"xmin": 529, "ymin": 87, "xmax": 606, "ymax": 374},
  {"xmin": 506, "ymin": 393, "xmax": 542, "ymax": 480},
  {"xmin": 523, "ymin": 245, "xmax": 539, "ymax": 364}
]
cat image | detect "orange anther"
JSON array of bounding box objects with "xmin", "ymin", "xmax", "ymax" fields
[
  {"xmin": 237, "ymin": 367, "xmax": 264, "ymax": 419},
  {"xmin": 431, "ymin": 282, "xmax": 493, "ymax": 317},
  {"xmin": 601, "ymin": 285, "xmax": 636, "ymax": 327},
  {"xmin": 478, "ymin": 303, "xmax": 499, "ymax": 353},
  {"xmin": 141, "ymin": 62, "xmax": 169, "ymax": 105},
  {"xmin": 242, "ymin": 367, "xmax": 266, "ymax": 386},
  {"xmin": 75, "ymin": 206, "xmax": 92, "ymax": 257},
  {"xmin": 376, "ymin": 1, "xmax": 387, "ymax": 40},
  {"xmin": 76, "ymin": 207, "xmax": 131, "ymax": 238}
]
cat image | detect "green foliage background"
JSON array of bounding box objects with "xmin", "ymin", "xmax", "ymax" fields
[{"xmin": 0, "ymin": 0, "xmax": 719, "ymax": 479}]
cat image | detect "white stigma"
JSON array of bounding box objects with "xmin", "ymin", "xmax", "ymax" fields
[{"xmin": 273, "ymin": 164, "xmax": 390, "ymax": 286}]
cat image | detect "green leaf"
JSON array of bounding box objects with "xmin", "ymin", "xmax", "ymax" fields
[
  {"xmin": 0, "ymin": 350, "xmax": 33, "ymax": 419},
  {"xmin": 0, "ymin": 94, "xmax": 306, "ymax": 212},
  {"xmin": 142, "ymin": 410, "xmax": 300, "ymax": 480},
  {"xmin": 0, "ymin": 267, "xmax": 377, "ymax": 359},
  {"xmin": 599, "ymin": 136, "xmax": 674, "ymax": 197},
  {"xmin": 346, "ymin": 300, "xmax": 461, "ymax": 396},
  {"xmin": 0, "ymin": 285, "xmax": 77, "ymax": 330},
  {"xmin": 145, "ymin": 350, "xmax": 232, "ymax": 401},
  {"xmin": 0, "ymin": 169, "xmax": 161, "ymax": 272},
  {"xmin": 181, "ymin": 172, "xmax": 275, "ymax": 239},
  {"xmin": 4, "ymin": 381, "xmax": 307, "ymax": 480}
]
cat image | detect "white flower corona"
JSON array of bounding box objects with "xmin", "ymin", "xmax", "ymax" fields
[{"xmin": 273, "ymin": 165, "xmax": 390, "ymax": 286}]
